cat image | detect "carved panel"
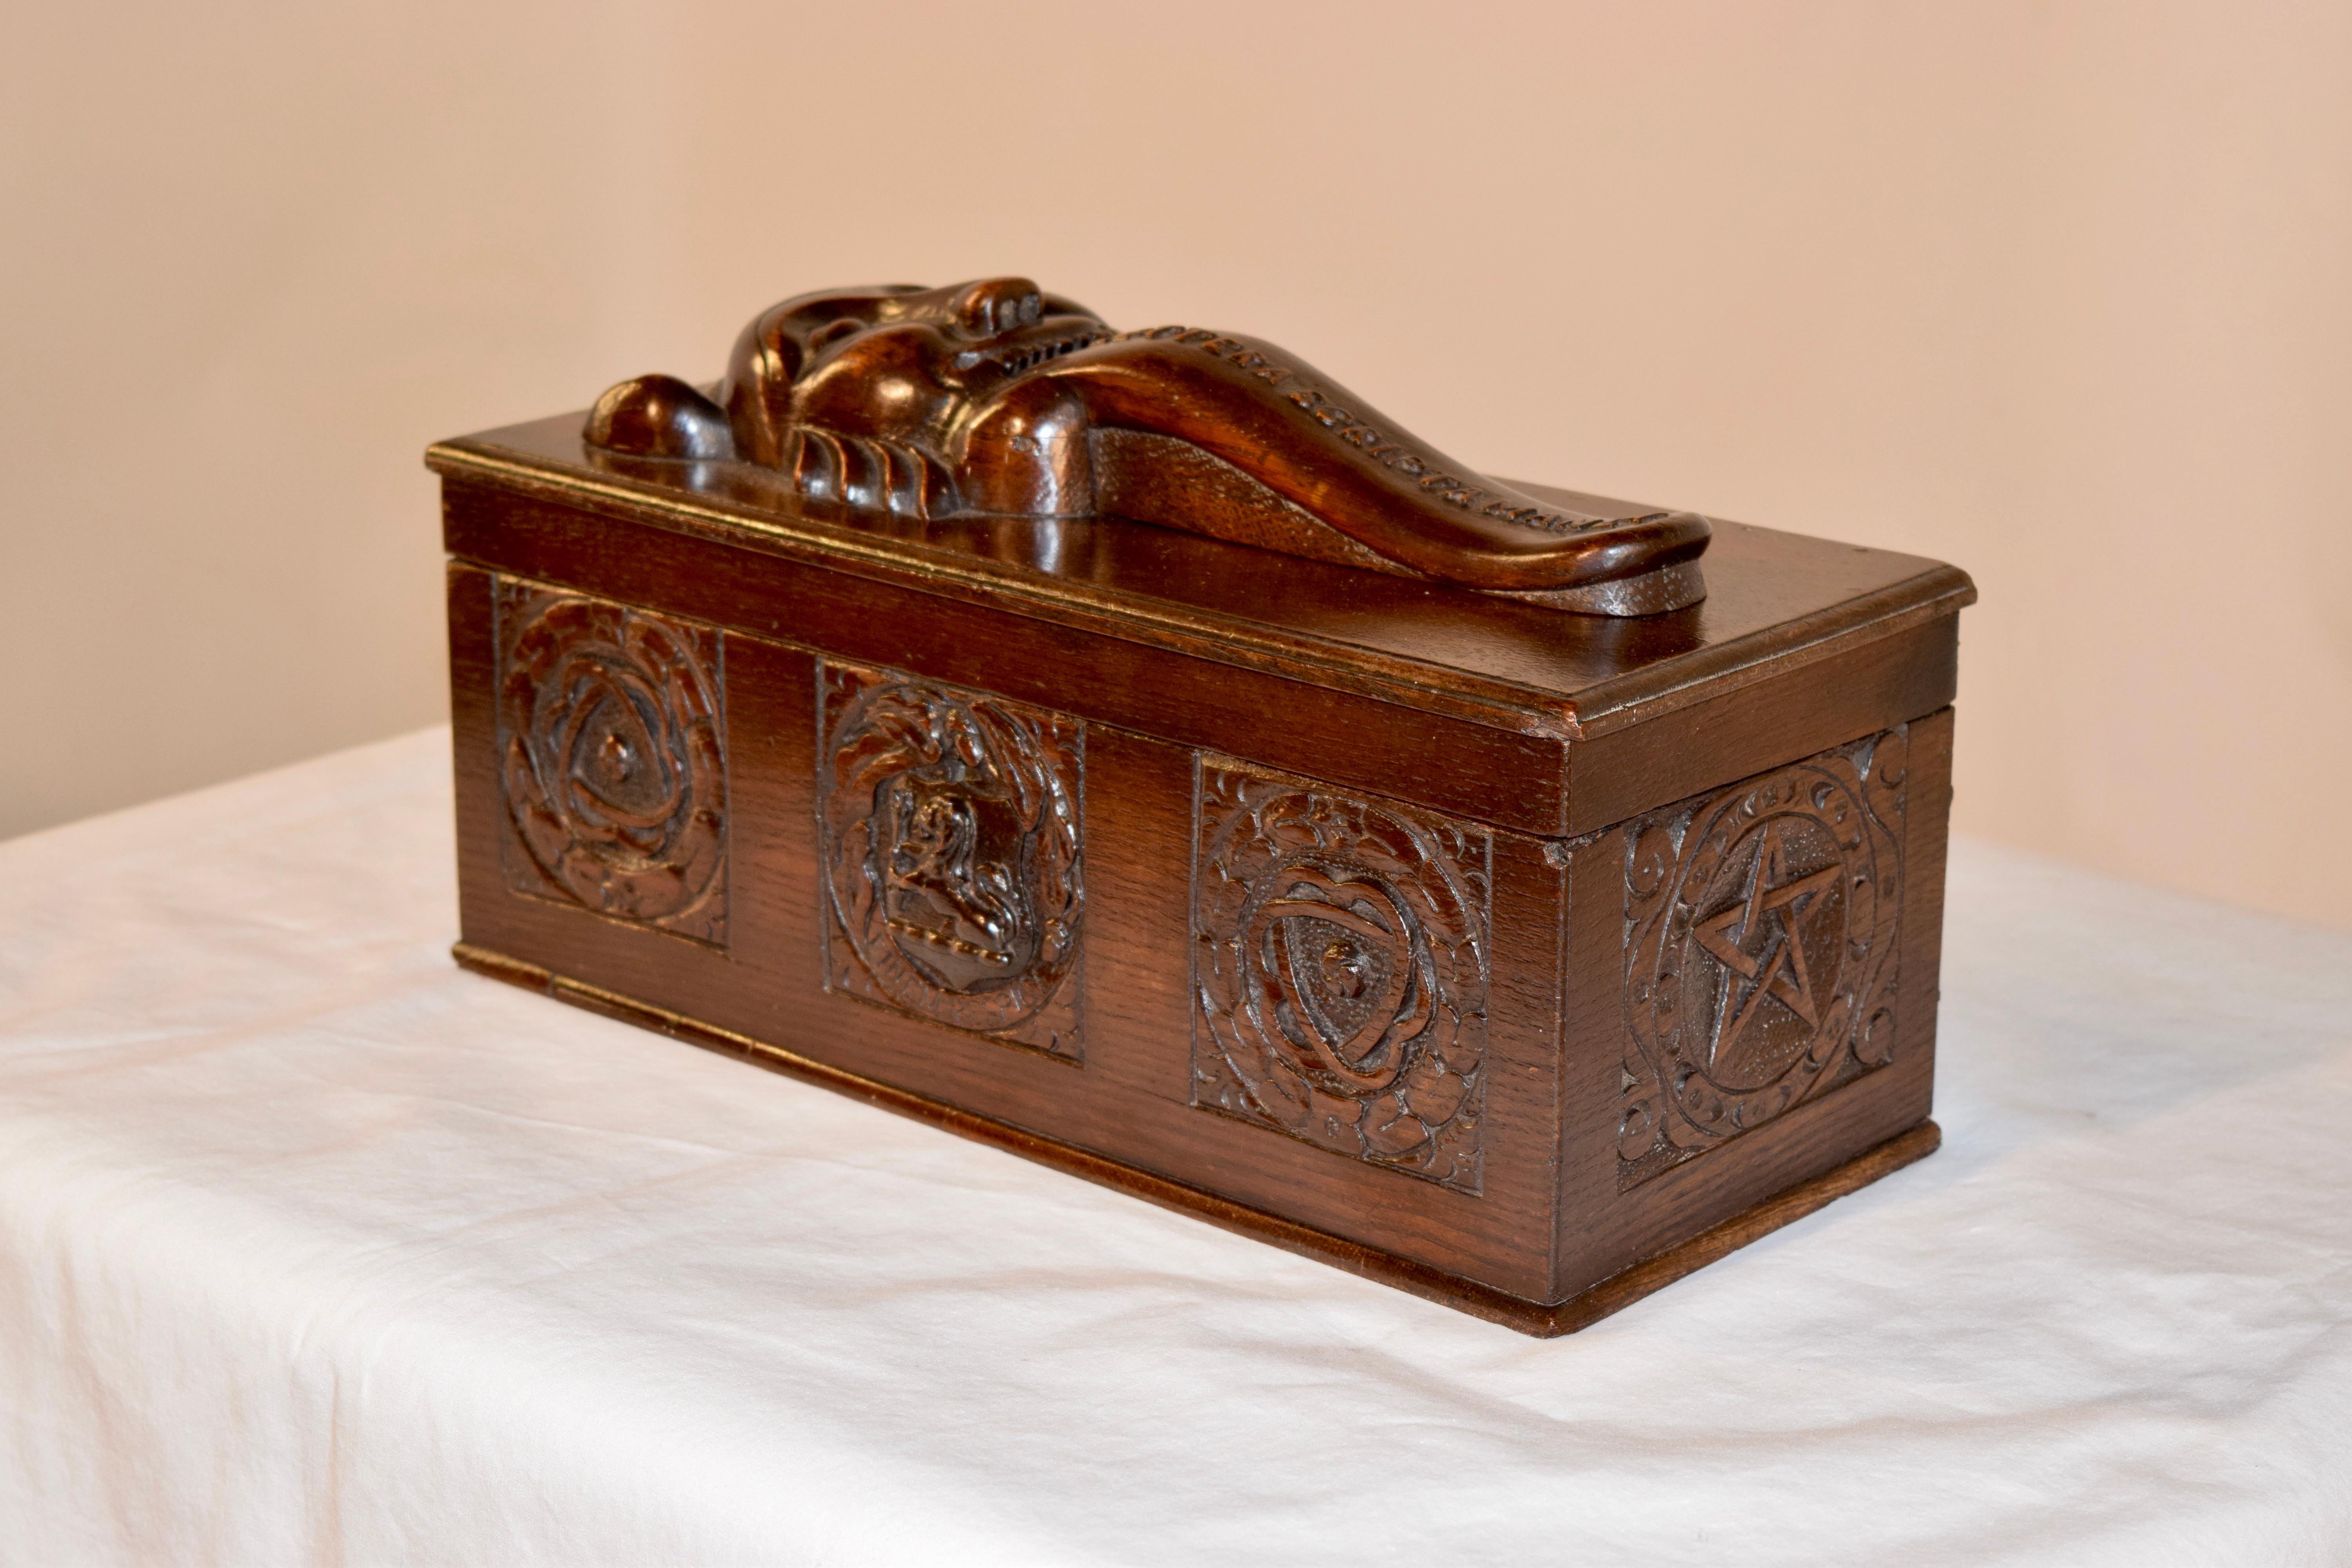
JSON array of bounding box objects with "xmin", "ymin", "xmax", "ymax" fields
[
  {"xmin": 1618, "ymin": 729, "xmax": 1908, "ymax": 1189},
  {"xmin": 818, "ymin": 663, "xmax": 1083, "ymax": 1060},
  {"xmin": 495, "ymin": 579, "xmax": 727, "ymax": 944},
  {"xmin": 1192, "ymin": 761, "xmax": 1491, "ymax": 1193}
]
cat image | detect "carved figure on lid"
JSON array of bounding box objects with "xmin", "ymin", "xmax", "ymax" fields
[{"xmin": 586, "ymin": 276, "xmax": 1710, "ymax": 614}]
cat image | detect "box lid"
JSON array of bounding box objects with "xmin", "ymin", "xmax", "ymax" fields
[{"xmin": 429, "ymin": 412, "xmax": 1973, "ymax": 744}]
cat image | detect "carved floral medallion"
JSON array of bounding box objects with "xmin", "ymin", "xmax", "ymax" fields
[
  {"xmin": 819, "ymin": 663, "xmax": 1083, "ymax": 1059},
  {"xmin": 1192, "ymin": 762, "xmax": 1490, "ymax": 1192},
  {"xmin": 496, "ymin": 580, "xmax": 727, "ymax": 943},
  {"xmin": 1618, "ymin": 729, "xmax": 1909, "ymax": 1189}
]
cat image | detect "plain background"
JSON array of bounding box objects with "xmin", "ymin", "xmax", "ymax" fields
[{"xmin": 4, "ymin": 0, "xmax": 2347, "ymax": 930}]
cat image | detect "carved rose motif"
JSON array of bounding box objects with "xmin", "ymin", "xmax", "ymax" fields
[
  {"xmin": 1618, "ymin": 729, "xmax": 1907, "ymax": 1189},
  {"xmin": 820, "ymin": 664, "xmax": 1083, "ymax": 1058},
  {"xmin": 497, "ymin": 583, "xmax": 726, "ymax": 943},
  {"xmin": 1193, "ymin": 763, "xmax": 1490, "ymax": 1192}
]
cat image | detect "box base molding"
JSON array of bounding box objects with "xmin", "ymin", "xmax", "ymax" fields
[{"xmin": 453, "ymin": 942, "xmax": 1941, "ymax": 1337}]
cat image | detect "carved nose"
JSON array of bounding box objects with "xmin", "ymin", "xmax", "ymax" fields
[{"xmin": 951, "ymin": 277, "xmax": 1043, "ymax": 339}]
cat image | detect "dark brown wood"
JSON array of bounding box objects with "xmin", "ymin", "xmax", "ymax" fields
[
  {"xmin": 584, "ymin": 278, "xmax": 1708, "ymax": 610},
  {"xmin": 453, "ymin": 938, "xmax": 1939, "ymax": 1337},
  {"xmin": 448, "ymin": 582, "xmax": 1574, "ymax": 1298},
  {"xmin": 434, "ymin": 432, "xmax": 1971, "ymax": 743},
  {"xmin": 432, "ymin": 281, "xmax": 1973, "ymax": 1335},
  {"xmin": 443, "ymin": 481, "xmax": 1579, "ymax": 836},
  {"xmin": 1550, "ymin": 719, "xmax": 1952, "ymax": 1296}
]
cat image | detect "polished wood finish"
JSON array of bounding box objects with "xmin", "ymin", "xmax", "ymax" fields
[
  {"xmin": 433, "ymin": 296, "xmax": 1972, "ymax": 1334},
  {"xmin": 583, "ymin": 278, "xmax": 1709, "ymax": 610},
  {"xmin": 455, "ymin": 936, "xmax": 1939, "ymax": 1337}
]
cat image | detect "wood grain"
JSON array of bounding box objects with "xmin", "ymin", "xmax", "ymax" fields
[
  {"xmin": 455, "ymin": 938, "xmax": 1937, "ymax": 1337},
  {"xmin": 579, "ymin": 278, "xmax": 1709, "ymax": 607},
  {"xmin": 434, "ymin": 299, "xmax": 1971, "ymax": 1334}
]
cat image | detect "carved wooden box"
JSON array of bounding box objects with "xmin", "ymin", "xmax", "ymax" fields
[{"xmin": 434, "ymin": 279, "xmax": 1972, "ymax": 1334}]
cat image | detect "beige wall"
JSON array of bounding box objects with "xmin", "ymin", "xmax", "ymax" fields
[{"xmin": 7, "ymin": 1, "xmax": 2348, "ymax": 928}]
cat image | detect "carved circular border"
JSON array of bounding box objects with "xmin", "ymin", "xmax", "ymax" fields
[
  {"xmin": 499, "ymin": 596, "xmax": 726, "ymax": 924},
  {"xmin": 1198, "ymin": 787, "xmax": 1488, "ymax": 1169},
  {"xmin": 822, "ymin": 678, "xmax": 1081, "ymax": 1033},
  {"xmin": 1621, "ymin": 737, "xmax": 1905, "ymax": 1159}
]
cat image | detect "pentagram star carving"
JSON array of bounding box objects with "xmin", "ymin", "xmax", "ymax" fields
[{"xmin": 1691, "ymin": 819, "xmax": 1840, "ymax": 1063}]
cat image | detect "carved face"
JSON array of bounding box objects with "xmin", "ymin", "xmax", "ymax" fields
[
  {"xmin": 875, "ymin": 766, "xmax": 1036, "ymax": 994},
  {"xmin": 722, "ymin": 277, "xmax": 1109, "ymax": 472}
]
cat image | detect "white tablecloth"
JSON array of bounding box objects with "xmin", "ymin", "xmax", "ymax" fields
[{"xmin": 3, "ymin": 729, "xmax": 2348, "ymax": 1566}]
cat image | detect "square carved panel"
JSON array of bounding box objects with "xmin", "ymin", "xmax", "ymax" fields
[
  {"xmin": 817, "ymin": 662, "xmax": 1084, "ymax": 1061},
  {"xmin": 494, "ymin": 578, "xmax": 728, "ymax": 946},
  {"xmin": 1191, "ymin": 759, "xmax": 1491, "ymax": 1194},
  {"xmin": 1617, "ymin": 728, "xmax": 1909, "ymax": 1190}
]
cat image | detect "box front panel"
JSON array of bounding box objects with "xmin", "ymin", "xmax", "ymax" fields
[
  {"xmin": 443, "ymin": 481, "xmax": 1575, "ymax": 835},
  {"xmin": 447, "ymin": 558, "xmax": 1570, "ymax": 1301}
]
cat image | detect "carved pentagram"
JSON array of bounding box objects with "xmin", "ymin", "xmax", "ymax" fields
[
  {"xmin": 1618, "ymin": 731, "xmax": 1907, "ymax": 1189},
  {"xmin": 1690, "ymin": 819, "xmax": 1843, "ymax": 1079}
]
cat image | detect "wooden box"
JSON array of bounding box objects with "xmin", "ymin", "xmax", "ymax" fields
[{"xmin": 432, "ymin": 280, "xmax": 1971, "ymax": 1334}]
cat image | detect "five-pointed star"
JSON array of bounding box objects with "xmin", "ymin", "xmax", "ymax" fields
[{"xmin": 1691, "ymin": 820, "xmax": 1840, "ymax": 1061}]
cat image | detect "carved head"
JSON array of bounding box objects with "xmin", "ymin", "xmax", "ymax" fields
[
  {"xmin": 723, "ymin": 278, "xmax": 1108, "ymax": 468},
  {"xmin": 876, "ymin": 763, "xmax": 1036, "ymax": 994}
]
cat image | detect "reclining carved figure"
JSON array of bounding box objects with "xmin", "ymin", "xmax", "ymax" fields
[{"xmin": 586, "ymin": 276, "xmax": 1709, "ymax": 615}]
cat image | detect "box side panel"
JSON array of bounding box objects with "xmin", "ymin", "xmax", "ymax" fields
[
  {"xmin": 445, "ymin": 481, "xmax": 1572, "ymax": 837},
  {"xmin": 1897, "ymin": 707, "xmax": 1956, "ymax": 1107},
  {"xmin": 446, "ymin": 558, "xmax": 1569, "ymax": 1300},
  {"xmin": 1552, "ymin": 704, "xmax": 1955, "ymax": 1300}
]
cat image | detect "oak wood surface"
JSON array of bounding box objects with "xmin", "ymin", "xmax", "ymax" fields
[
  {"xmin": 446, "ymin": 485, "xmax": 1576, "ymax": 835},
  {"xmin": 578, "ymin": 278, "xmax": 1711, "ymax": 608},
  {"xmin": 453, "ymin": 937, "xmax": 1936, "ymax": 1337},
  {"xmin": 432, "ymin": 422, "xmax": 1972, "ymax": 738},
  {"xmin": 452, "ymin": 565, "xmax": 1574, "ymax": 1296},
  {"xmin": 437, "ymin": 386, "xmax": 1971, "ymax": 1332}
]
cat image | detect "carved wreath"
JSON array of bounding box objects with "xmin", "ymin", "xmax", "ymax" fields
[{"xmin": 820, "ymin": 670, "xmax": 1082, "ymax": 1038}]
